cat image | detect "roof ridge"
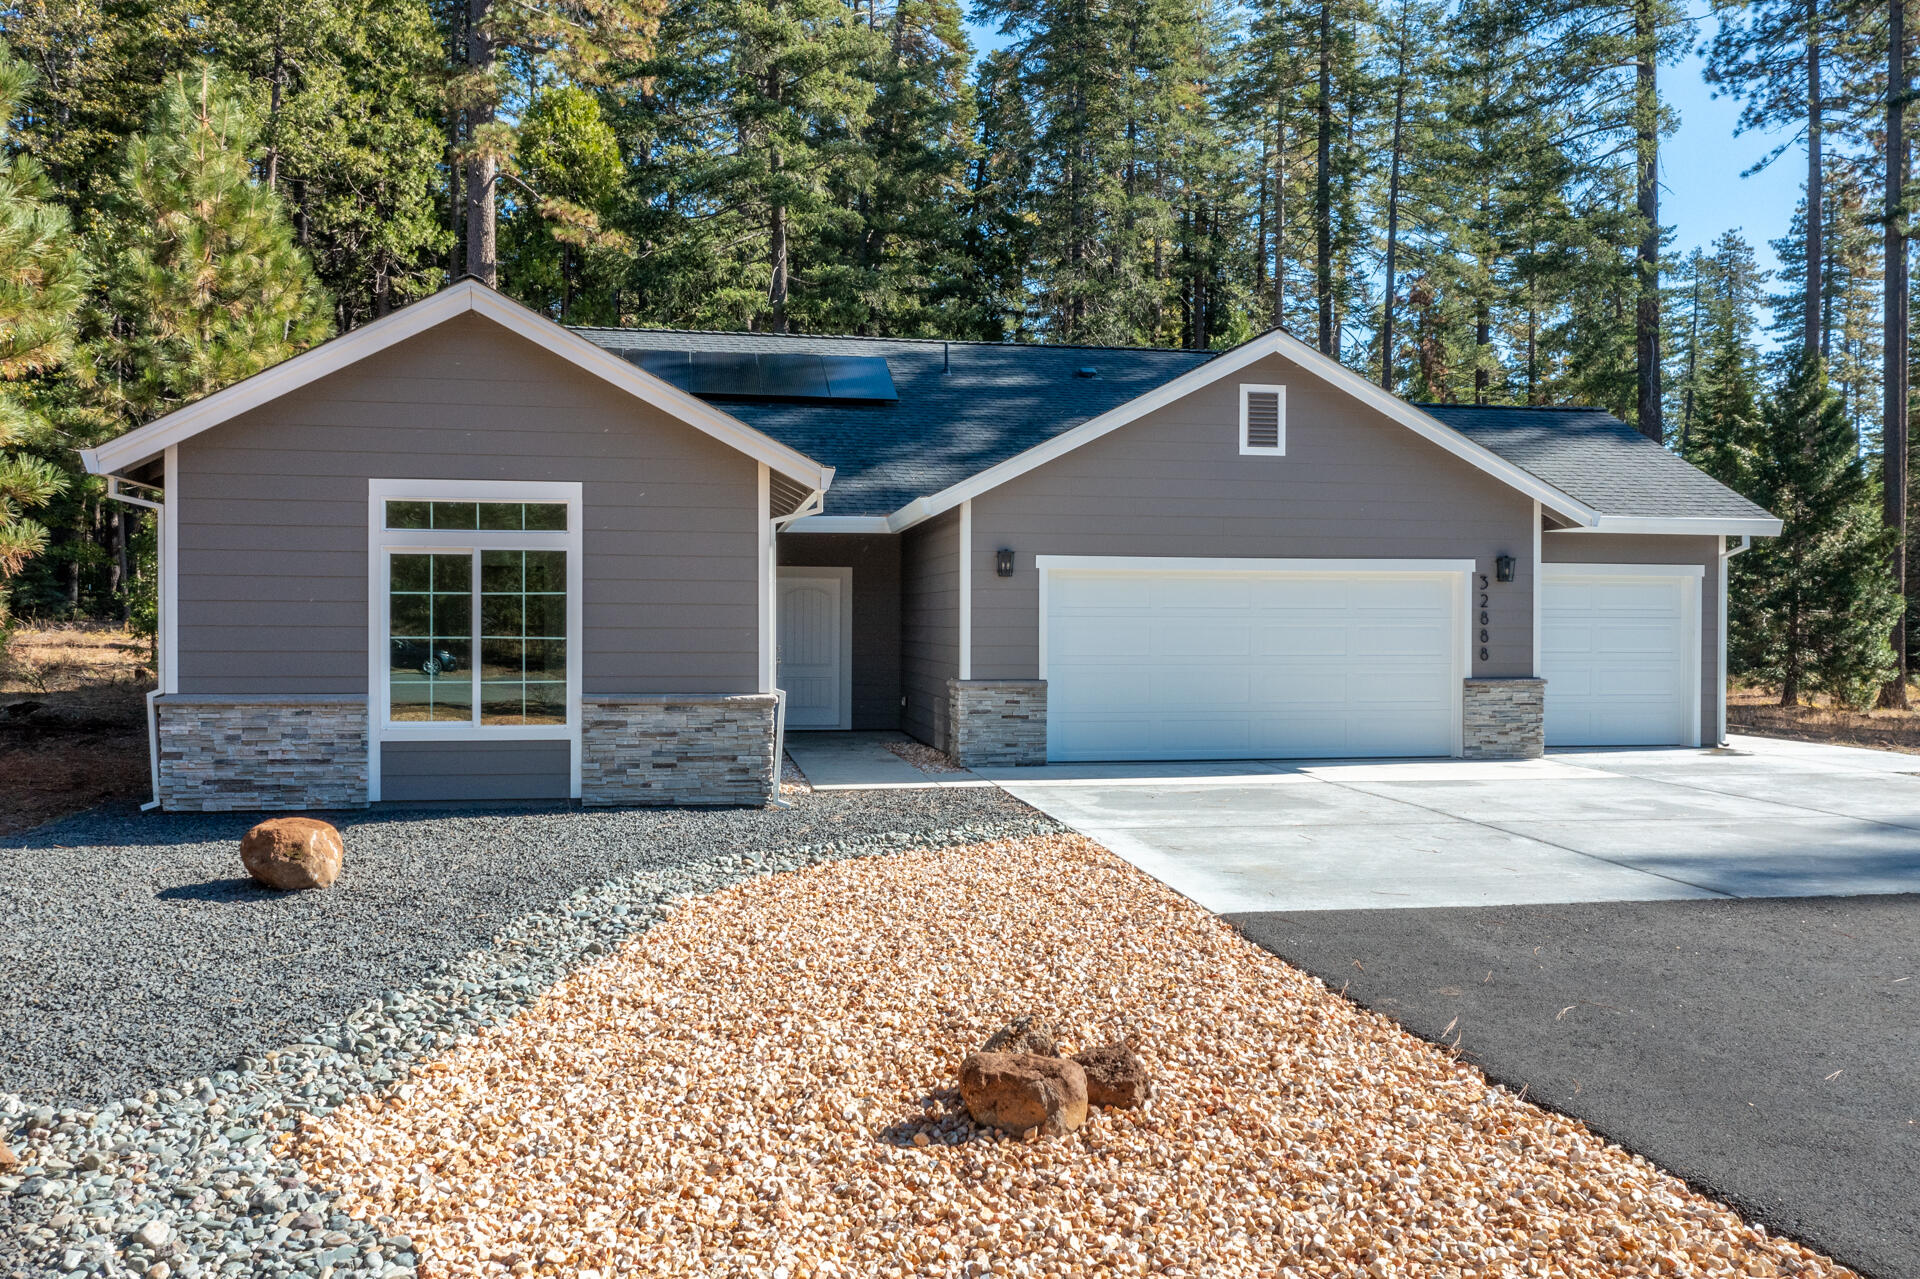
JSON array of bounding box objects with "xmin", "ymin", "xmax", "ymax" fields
[{"xmin": 568, "ymin": 324, "xmax": 1222, "ymax": 358}]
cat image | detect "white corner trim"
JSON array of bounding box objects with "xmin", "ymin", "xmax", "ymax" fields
[
  {"xmin": 1531, "ymin": 501, "xmax": 1543, "ymax": 679},
  {"xmin": 1718, "ymin": 534, "xmax": 1752, "ymax": 745},
  {"xmin": 783, "ymin": 514, "xmax": 892, "ymax": 534},
  {"xmin": 958, "ymin": 500, "xmax": 973, "ymax": 681},
  {"xmin": 1550, "ymin": 516, "xmax": 1783, "ymax": 537},
  {"xmin": 1239, "ymin": 383, "xmax": 1287, "ymax": 455},
  {"xmin": 160, "ymin": 446, "xmax": 179, "ymax": 696},
  {"xmin": 885, "ymin": 328, "xmax": 1601, "ymax": 533},
  {"xmin": 82, "ymin": 279, "xmax": 833, "ymax": 492},
  {"xmin": 365, "ymin": 478, "xmax": 586, "ymax": 800},
  {"xmin": 758, "ymin": 464, "xmax": 774, "ymax": 695}
]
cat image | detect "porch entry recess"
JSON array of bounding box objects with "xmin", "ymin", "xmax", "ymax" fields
[{"xmin": 1037, "ymin": 556, "xmax": 1471, "ymax": 763}]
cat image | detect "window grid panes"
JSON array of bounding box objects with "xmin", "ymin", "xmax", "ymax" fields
[
  {"xmin": 388, "ymin": 553, "xmax": 473, "ymax": 723},
  {"xmin": 479, "ymin": 550, "xmax": 568, "ymax": 725},
  {"xmin": 385, "ymin": 500, "xmax": 567, "ymax": 532}
]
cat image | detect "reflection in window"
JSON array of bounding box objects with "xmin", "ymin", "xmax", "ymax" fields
[
  {"xmin": 479, "ymin": 550, "xmax": 568, "ymax": 724},
  {"xmin": 389, "ymin": 553, "xmax": 472, "ymax": 722}
]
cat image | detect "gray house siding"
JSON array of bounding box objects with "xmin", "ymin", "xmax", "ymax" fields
[
  {"xmin": 778, "ymin": 532, "xmax": 902, "ymax": 730},
  {"xmin": 967, "ymin": 350, "xmax": 1540, "ymax": 681},
  {"xmin": 380, "ymin": 741, "xmax": 571, "ymax": 802},
  {"xmin": 900, "ymin": 509, "xmax": 960, "ymax": 747},
  {"xmin": 173, "ymin": 310, "xmax": 763, "ymax": 699},
  {"xmin": 1543, "ymin": 531, "xmax": 1722, "ymax": 742}
]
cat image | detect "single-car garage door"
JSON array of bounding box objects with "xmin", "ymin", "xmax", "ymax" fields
[
  {"xmin": 1041, "ymin": 558, "xmax": 1465, "ymax": 762},
  {"xmin": 1540, "ymin": 565, "xmax": 1702, "ymax": 747}
]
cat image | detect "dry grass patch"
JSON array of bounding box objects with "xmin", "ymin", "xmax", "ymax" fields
[
  {"xmin": 884, "ymin": 740, "xmax": 971, "ymax": 775},
  {"xmin": 295, "ymin": 835, "xmax": 1849, "ymax": 1279},
  {"xmin": 1727, "ymin": 684, "xmax": 1920, "ymax": 755},
  {"xmin": 1, "ymin": 622, "xmax": 154, "ymax": 834}
]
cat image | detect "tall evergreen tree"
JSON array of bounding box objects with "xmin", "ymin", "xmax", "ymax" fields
[
  {"xmin": 500, "ymin": 86, "xmax": 626, "ymax": 323},
  {"xmin": 89, "ymin": 68, "xmax": 333, "ymax": 428},
  {"xmin": 1732, "ymin": 352, "xmax": 1901, "ymax": 706},
  {"xmin": 1682, "ymin": 231, "xmax": 1771, "ymax": 483},
  {"xmin": 0, "ymin": 42, "xmax": 86, "ymax": 608}
]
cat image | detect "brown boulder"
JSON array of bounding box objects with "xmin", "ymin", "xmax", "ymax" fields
[
  {"xmin": 240, "ymin": 817, "xmax": 344, "ymax": 891},
  {"xmin": 959, "ymin": 1052, "xmax": 1087, "ymax": 1135},
  {"xmin": 1073, "ymin": 1040, "xmax": 1151, "ymax": 1109},
  {"xmin": 981, "ymin": 1014, "xmax": 1059, "ymax": 1057}
]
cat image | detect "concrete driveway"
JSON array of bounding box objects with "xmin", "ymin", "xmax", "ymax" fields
[{"xmin": 980, "ymin": 734, "xmax": 1920, "ymax": 911}]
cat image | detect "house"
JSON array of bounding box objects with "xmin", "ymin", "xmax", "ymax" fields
[{"xmin": 82, "ymin": 279, "xmax": 1780, "ymax": 811}]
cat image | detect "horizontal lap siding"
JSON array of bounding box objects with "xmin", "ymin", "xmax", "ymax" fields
[
  {"xmin": 174, "ymin": 311, "xmax": 761, "ymax": 697},
  {"xmin": 900, "ymin": 511, "xmax": 960, "ymax": 747},
  {"xmin": 970, "ymin": 351, "xmax": 1539, "ymax": 680},
  {"xmin": 1543, "ymin": 532, "xmax": 1722, "ymax": 743},
  {"xmin": 380, "ymin": 740, "xmax": 571, "ymax": 801},
  {"xmin": 779, "ymin": 533, "xmax": 902, "ymax": 730}
]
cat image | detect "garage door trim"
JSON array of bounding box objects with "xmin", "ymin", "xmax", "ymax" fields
[
  {"xmin": 1036, "ymin": 555, "xmax": 1475, "ymax": 760},
  {"xmin": 1540, "ymin": 562, "xmax": 1703, "ymax": 748}
]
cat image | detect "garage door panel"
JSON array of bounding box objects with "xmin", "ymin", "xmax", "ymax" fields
[
  {"xmin": 1054, "ymin": 620, "xmax": 1153, "ymax": 661},
  {"xmin": 1542, "ymin": 568, "xmax": 1696, "ymax": 747},
  {"xmin": 1046, "ymin": 566, "xmax": 1460, "ymax": 762}
]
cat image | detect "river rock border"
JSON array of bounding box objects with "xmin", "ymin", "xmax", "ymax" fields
[{"xmin": 0, "ymin": 815, "xmax": 1060, "ymax": 1279}]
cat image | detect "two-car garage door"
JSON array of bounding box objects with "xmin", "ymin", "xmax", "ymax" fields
[{"xmin": 1043, "ymin": 560, "xmax": 1464, "ymax": 762}]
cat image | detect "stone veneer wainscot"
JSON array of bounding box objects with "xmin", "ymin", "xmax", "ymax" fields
[
  {"xmin": 155, "ymin": 695, "xmax": 370, "ymax": 812},
  {"xmin": 580, "ymin": 693, "xmax": 779, "ymax": 806},
  {"xmin": 1461, "ymin": 677, "xmax": 1546, "ymax": 760},
  {"xmin": 947, "ymin": 679, "xmax": 1048, "ymax": 767}
]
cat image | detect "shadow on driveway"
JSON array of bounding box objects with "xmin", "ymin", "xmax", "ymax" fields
[{"xmin": 1230, "ymin": 893, "xmax": 1920, "ymax": 1279}]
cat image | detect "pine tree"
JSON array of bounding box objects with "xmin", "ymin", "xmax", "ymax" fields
[
  {"xmin": 90, "ymin": 68, "xmax": 334, "ymax": 428},
  {"xmin": 500, "ymin": 87, "xmax": 626, "ymax": 323},
  {"xmin": 0, "ymin": 42, "xmax": 86, "ymax": 608},
  {"xmin": 1681, "ymin": 230, "xmax": 1771, "ymax": 483},
  {"xmin": 1732, "ymin": 352, "xmax": 1901, "ymax": 706}
]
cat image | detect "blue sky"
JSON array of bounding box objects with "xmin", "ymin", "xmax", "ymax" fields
[{"xmin": 961, "ymin": 9, "xmax": 1806, "ymax": 291}]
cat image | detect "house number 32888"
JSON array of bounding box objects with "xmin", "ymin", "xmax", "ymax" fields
[{"xmin": 1477, "ymin": 574, "xmax": 1491, "ymax": 663}]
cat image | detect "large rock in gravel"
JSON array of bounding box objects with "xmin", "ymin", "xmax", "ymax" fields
[
  {"xmin": 981, "ymin": 1014, "xmax": 1059, "ymax": 1057},
  {"xmin": 1073, "ymin": 1040, "xmax": 1151, "ymax": 1109},
  {"xmin": 959, "ymin": 1051, "xmax": 1087, "ymax": 1135},
  {"xmin": 240, "ymin": 817, "xmax": 345, "ymax": 891}
]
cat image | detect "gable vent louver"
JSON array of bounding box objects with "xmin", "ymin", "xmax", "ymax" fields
[{"xmin": 1241, "ymin": 385, "xmax": 1285, "ymax": 454}]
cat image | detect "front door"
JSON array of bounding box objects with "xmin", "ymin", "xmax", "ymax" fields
[{"xmin": 778, "ymin": 568, "xmax": 849, "ymax": 729}]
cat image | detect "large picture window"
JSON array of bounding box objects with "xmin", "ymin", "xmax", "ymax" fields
[{"xmin": 371, "ymin": 483, "xmax": 582, "ymax": 738}]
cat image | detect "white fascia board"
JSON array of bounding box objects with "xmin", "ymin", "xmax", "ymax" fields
[
  {"xmin": 1567, "ymin": 515, "xmax": 1785, "ymax": 537},
  {"xmin": 83, "ymin": 279, "xmax": 834, "ymax": 493},
  {"xmin": 884, "ymin": 328, "xmax": 1601, "ymax": 532},
  {"xmin": 784, "ymin": 514, "xmax": 892, "ymax": 533}
]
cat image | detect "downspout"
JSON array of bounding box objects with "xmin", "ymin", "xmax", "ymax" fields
[
  {"xmin": 104, "ymin": 476, "xmax": 166, "ymax": 810},
  {"xmin": 1718, "ymin": 535, "xmax": 1752, "ymax": 745}
]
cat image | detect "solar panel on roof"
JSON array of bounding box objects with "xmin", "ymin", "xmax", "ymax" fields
[
  {"xmin": 690, "ymin": 351, "xmax": 760, "ymax": 396},
  {"xmin": 620, "ymin": 349, "xmax": 897, "ymax": 403},
  {"xmin": 623, "ymin": 349, "xmax": 691, "ymax": 389},
  {"xmin": 756, "ymin": 354, "xmax": 832, "ymax": 399},
  {"xmin": 821, "ymin": 355, "xmax": 897, "ymax": 401}
]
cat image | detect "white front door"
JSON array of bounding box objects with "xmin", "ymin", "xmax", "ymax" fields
[
  {"xmin": 1042, "ymin": 560, "xmax": 1464, "ymax": 762},
  {"xmin": 778, "ymin": 568, "xmax": 850, "ymax": 729},
  {"xmin": 1540, "ymin": 566, "xmax": 1702, "ymax": 746}
]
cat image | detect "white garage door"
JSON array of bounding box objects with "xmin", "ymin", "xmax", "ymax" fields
[
  {"xmin": 1042, "ymin": 561, "xmax": 1463, "ymax": 762},
  {"xmin": 1541, "ymin": 566, "xmax": 1701, "ymax": 747}
]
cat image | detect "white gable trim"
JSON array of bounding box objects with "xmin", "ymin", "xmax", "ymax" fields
[
  {"xmin": 882, "ymin": 328, "xmax": 1603, "ymax": 533},
  {"xmin": 79, "ymin": 279, "xmax": 835, "ymax": 491}
]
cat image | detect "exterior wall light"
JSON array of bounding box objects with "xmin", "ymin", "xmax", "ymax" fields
[
  {"xmin": 996, "ymin": 548, "xmax": 1015, "ymax": 577},
  {"xmin": 1495, "ymin": 554, "xmax": 1516, "ymax": 583}
]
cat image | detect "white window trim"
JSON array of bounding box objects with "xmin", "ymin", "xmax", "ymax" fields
[
  {"xmin": 366, "ymin": 478, "xmax": 585, "ymax": 802},
  {"xmin": 1540, "ymin": 562, "xmax": 1705, "ymax": 748},
  {"xmin": 1034, "ymin": 554, "xmax": 1473, "ymax": 758},
  {"xmin": 1239, "ymin": 384, "xmax": 1287, "ymax": 456}
]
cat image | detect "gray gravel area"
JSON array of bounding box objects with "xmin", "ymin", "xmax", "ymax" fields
[
  {"xmin": 1230, "ymin": 894, "xmax": 1920, "ymax": 1279},
  {"xmin": 1, "ymin": 790, "xmax": 1060, "ymax": 1279}
]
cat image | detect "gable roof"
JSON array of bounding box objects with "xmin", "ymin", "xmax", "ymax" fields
[
  {"xmin": 79, "ymin": 279, "xmax": 835, "ymax": 492},
  {"xmin": 1422, "ymin": 405, "xmax": 1780, "ymax": 534}
]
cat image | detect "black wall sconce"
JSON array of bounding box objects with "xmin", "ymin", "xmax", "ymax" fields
[
  {"xmin": 996, "ymin": 548, "xmax": 1015, "ymax": 577},
  {"xmin": 1495, "ymin": 554, "xmax": 1516, "ymax": 583}
]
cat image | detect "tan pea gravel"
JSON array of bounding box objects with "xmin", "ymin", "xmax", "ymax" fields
[{"xmin": 292, "ymin": 834, "xmax": 1853, "ymax": 1279}]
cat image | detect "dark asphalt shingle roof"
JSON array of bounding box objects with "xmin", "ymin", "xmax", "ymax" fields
[
  {"xmin": 575, "ymin": 327, "xmax": 1215, "ymax": 516},
  {"xmin": 1419, "ymin": 404, "xmax": 1775, "ymax": 523},
  {"xmin": 573, "ymin": 327, "xmax": 1771, "ymax": 525}
]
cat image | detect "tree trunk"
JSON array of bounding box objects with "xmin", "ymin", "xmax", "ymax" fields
[
  {"xmin": 1885, "ymin": 0, "xmax": 1912, "ymax": 708},
  {"xmin": 1805, "ymin": 0, "xmax": 1823, "ymax": 358},
  {"xmin": 1475, "ymin": 304, "xmax": 1491, "ymax": 405},
  {"xmin": 1314, "ymin": 0, "xmax": 1334, "ymax": 356},
  {"xmin": 1379, "ymin": 7, "xmax": 1408, "ymax": 390},
  {"xmin": 1635, "ymin": 0, "xmax": 1663, "ymax": 442},
  {"xmin": 1683, "ymin": 270, "xmax": 1700, "ymax": 450},
  {"xmin": 1273, "ymin": 109, "xmax": 1286, "ymax": 327},
  {"xmin": 464, "ymin": 0, "xmax": 497, "ymax": 288}
]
